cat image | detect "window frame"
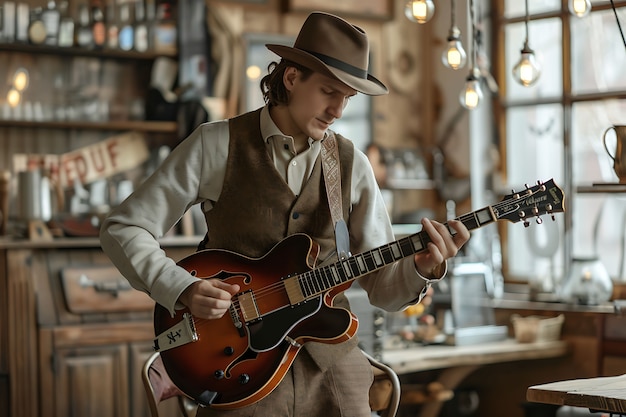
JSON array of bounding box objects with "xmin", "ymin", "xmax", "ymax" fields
[{"xmin": 492, "ymin": 0, "xmax": 626, "ymax": 282}]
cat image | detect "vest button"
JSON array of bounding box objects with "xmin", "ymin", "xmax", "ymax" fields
[{"xmin": 292, "ymin": 212, "xmax": 299, "ymax": 219}]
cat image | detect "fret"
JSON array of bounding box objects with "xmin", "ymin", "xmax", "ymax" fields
[
  {"xmin": 314, "ymin": 268, "xmax": 326, "ymax": 292},
  {"xmin": 341, "ymin": 259, "xmax": 353, "ymax": 278},
  {"xmin": 390, "ymin": 242, "xmax": 401, "ymax": 260},
  {"xmin": 321, "ymin": 267, "xmax": 333, "ymax": 290},
  {"xmin": 409, "ymin": 233, "xmax": 425, "ymax": 253},
  {"xmin": 399, "ymin": 238, "xmax": 414, "ymax": 257},
  {"xmin": 330, "ymin": 265, "xmax": 341, "ymax": 283},
  {"xmin": 348, "ymin": 258, "xmax": 360, "ymax": 277},
  {"xmin": 461, "ymin": 214, "xmax": 480, "ymax": 231},
  {"xmin": 372, "ymin": 249, "xmax": 383, "ymax": 266},
  {"xmin": 355, "ymin": 254, "xmax": 368, "ymax": 274},
  {"xmin": 337, "ymin": 261, "xmax": 349, "ymax": 282},
  {"xmin": 475, "ymin": 207, "xmax": 495, "ymax": 226},
  {"xmin": 324, "ymin": 265, "xmax": 335, "ymax": 289},
  {"xmin": 364, "ymin": 252, "xmax": 376, "ymax": 270},
  {"xmin": 381, "ymin": 246, "xmax": 394, "ymax": 264},
  {"xmin": 304, "ymin": 273, "xmax": 315, "ymax": 296},
  {"xmin": 311, "ymin": 270, "xmax": 322, "ymax": 294}
]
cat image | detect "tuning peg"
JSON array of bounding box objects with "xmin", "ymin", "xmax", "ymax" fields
[
  {"xmin": 536, "ymin": 216, "xmax": 543, "ymax": 224},
  {"xmin": 524, "ymin": 220, "xmax": 530, "ymax": 228},
  {"xmin": 551, "ymin": 214, "xmax": 556, "ymax": 221}
]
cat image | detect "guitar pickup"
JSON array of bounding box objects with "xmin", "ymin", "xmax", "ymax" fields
[{"xmin": 237, "ymin": 291, "xmax": 260, "ymax": 322}]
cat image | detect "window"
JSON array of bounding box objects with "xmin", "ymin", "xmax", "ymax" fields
[{"xmin": 495, "ymin": 1, "xmax": 626, "ymax": 287}]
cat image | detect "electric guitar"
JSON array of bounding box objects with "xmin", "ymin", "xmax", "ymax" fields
[{"xmin": 153, "ymin": 179, "xmax": 565, "ymax": 409}]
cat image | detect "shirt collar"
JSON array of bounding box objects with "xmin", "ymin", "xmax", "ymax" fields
[
  {"xmin": 260, "ymin": 105, "xmax": 325, "ymax": 147},
  {"xmin": 260, "ymin": 105, "xmax": 284, "ymax": 143}
]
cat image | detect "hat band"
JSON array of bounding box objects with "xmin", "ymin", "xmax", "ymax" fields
[{"xmin": 304, "ymin": 49, "xmax": 368, "ymax": 80}]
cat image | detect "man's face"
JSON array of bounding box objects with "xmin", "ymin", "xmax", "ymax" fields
[{"xmin": 284, "ymin": 69, "xmax": 357, "ymax": 141}]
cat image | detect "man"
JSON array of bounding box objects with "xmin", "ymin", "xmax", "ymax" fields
[{"xmin": 100, "ymin": 11, "xmax": 470, "ymax": 417}]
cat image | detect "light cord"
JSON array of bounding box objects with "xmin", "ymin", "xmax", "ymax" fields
[{"xmin": 609, "ymin": 0, "xmax": 626, "ymax": 52}]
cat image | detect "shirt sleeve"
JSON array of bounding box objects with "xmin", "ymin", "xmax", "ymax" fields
[
  {"xmin": 99, "ymin": 121, "xmax": 230, "ymax": 315},
  {"xmin": 349, "ymin": 148, "xmax": 446, "ymax": 311}
]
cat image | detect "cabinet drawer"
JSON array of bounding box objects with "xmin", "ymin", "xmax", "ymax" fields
[
  {"xmin": 605, "ymin": 315, "xmax": 626, "ymax": 340},
  {"xmin": 61, "ymin": 266, "xmax": 154, "ymax": 314}
]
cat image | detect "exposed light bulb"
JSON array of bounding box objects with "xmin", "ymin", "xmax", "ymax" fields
[
  {"xmin": 459, "ymin": 68, "xmax": 483, "ymax": 110},
  {"xmin": 7, "ymin": 88, "xmax": 21, "ymax": 108},
  {"xmin": 13, "ymin": 68, "xmax": 29, "ymax": 92},
  {"xmin": 246, "ymin": 65, "xmax": 262, "ymax": 81},
  {"xmin": 569, "ymin": 0, "xmax": 591, "ymax": 17},
  {"xmin": 442, "ymin": 27, "xmax": 467, "ymax": 70},
  {"xmin": 405, "ymin": 0, "xmax": 435, "ymax": 24},
  {"xmin": 512, "ymin": 45, "xmax": 541, "ymax": 87}
]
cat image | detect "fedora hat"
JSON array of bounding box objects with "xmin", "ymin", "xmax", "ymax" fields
[{"xmin": 266, "ymin": 12, "xmax": 388, "ymax": 96}]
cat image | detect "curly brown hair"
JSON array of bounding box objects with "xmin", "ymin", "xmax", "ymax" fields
[{"xmin": 260, "ymin": 59, "xmax": 313, "ymax": 106}]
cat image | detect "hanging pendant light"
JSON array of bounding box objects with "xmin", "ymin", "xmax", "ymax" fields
[
  {"xmin": 512, "ymin": 0, "xmax": 541, "ymax": 87},
  {"xmin": 569, "ymin": 0, "xmax": 592, "ymax": 17},
  {"xmin": 442, "ymin": 0, "xmax": 467, "ymax": 70},
  {"xmin": 460, "ymin": 67, "xmax": 483, "ymax": 110},
  {"xmin": 459, "ymin": 0, "xmax": 483, "ymax": 110},
  {"xmin": 405, "ymin": 0, "xmax": 435, "ymax": 24}
]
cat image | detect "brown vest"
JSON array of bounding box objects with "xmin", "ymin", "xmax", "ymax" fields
[
  {"xmin": 203, "ymin": 109, "xmax": 354, "ymax": 265},
  {"xmin": 202, "ymin": 109, "xmax": 359, "ymax": 369}
]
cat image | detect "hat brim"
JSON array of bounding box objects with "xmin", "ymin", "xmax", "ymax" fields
[{"xmin": 267, "ymin": 44, "xmax": 388, "ymax": 96}]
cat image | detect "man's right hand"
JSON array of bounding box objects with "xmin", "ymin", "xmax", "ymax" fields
[{"xmin": 179, "ymin": 279, "xmax": 240, "ymax": 319}]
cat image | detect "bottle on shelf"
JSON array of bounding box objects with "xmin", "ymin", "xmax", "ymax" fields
[
  {"xmin": 91, "ymin": 0, "xmax": 106, "ymax": 49},
  {"xmin": 153, "ymin": 1, "xmax": 177, "ymax": 54},
  {"xmin": 146, "ymin": 0, "xmax": 157, "ymax": 49},
  {"xmin": 41, "ymin": 1, "xmax": 61, "ymax": 46},
  {"xmin": 2, "ymin": 2, "xmax": 17, "ymax": 43},
  {"xmin": 28, "ymin": 7, "xmax": 48, "ymax": 45},
  {"xmin": 75, "ymin": 3, "xmax": 94, "ymax": 48},
  {"xmin": 118, "ymin": 2, "xmax": 134, "ymax": 51},
  {"xmin": 134, "ymin": 0, "xmax": 149, "ymax": 52},
  {"xmin": 106, "ymin": 1, "xmax": 119, "ymax": 49},
  {"xmin": 15, "ymin": 3, "xmax": 30, "ymax": 43},
  {"xmin": 57, "ymin": 1, "xmax": 75, "ymax": 47}
]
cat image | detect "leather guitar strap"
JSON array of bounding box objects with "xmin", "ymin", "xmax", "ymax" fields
[{"xmin": 320, "ymin": 131, "xmax": 351, "ymax": 260}]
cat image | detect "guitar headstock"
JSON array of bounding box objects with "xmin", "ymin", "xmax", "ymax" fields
[{"xmin": 495, "ymin": 179, "xmax": 565, "ymax": 226}]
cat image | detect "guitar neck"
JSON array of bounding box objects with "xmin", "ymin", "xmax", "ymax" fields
[
  {"xmin": 292, "ymin": 205, "xmax": 497, "ymax": 302},
  {"xmin": 286, "ymin": 178, "xmax": 565, "ymax": 304}
]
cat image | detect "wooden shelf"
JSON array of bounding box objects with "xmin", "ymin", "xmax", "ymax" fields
[
  {"xmin": 0, "ymin": 119, "xmax": 177, "ymax": 133},
  {"xmin": 0, "ymin": 235, "xmax": 201, "ymax": 250},
  {"xmin": 577, "ymin": 183, "xmax": 626, "ymax": 194},
  {"xmin": 0, "ymin": 43, "xmax": 176, "ymax": 61}
]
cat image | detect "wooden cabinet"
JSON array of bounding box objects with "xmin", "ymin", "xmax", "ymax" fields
[{"xmin": 0, "ymin": 238, "xmax": 197, "ymax": 417}]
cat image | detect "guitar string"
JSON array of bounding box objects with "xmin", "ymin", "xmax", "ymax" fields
[
  {"xmin": 193, "ymin": 186, "xmax": 551, "ymax": 322},
  {"xmin": 225, "ymin": 187, "xmax": 547, "ymax": 310}
]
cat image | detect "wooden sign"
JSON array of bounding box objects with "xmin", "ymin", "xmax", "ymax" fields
[{"xmin": 14, "ymin": 131, "xmax": 150, "ymax": 188}]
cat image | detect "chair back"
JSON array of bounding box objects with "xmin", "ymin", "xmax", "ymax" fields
[
  {"xmin": 364, "ymin": 350, "xmax": 401, "ymax": 417},
  {"xmin": 141, "ymin": 350, "xmax": 401, "ymax": 417},
  {"xmin": 141, "ymin": 351, "xmax": 196, "ymax": 417}
]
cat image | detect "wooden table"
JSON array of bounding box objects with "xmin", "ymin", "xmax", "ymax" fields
[
  {"xmin": 383, "ymin": 339, "xmax": 569, "ymax": 375},
  {"xmin": 382, "ymin": 339, "xmax": 569, "ymax": 417},
  {"xmin": 527, "ymin": 374, "xmax": 626, "ymax": 415}
]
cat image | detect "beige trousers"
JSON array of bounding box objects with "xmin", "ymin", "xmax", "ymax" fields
[{"xmin": 196, "ymin": 346, "xmax": 374, "ymax": 417}]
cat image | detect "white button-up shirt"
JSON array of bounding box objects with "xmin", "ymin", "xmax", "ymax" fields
[{"xmin": 100, "ymin": 106, "xmax": 433, "ymax": 315}]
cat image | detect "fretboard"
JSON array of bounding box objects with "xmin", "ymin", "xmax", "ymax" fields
[{"xmin": 295, "ymin": 205, "xmax": 497, "ymax": 300}]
